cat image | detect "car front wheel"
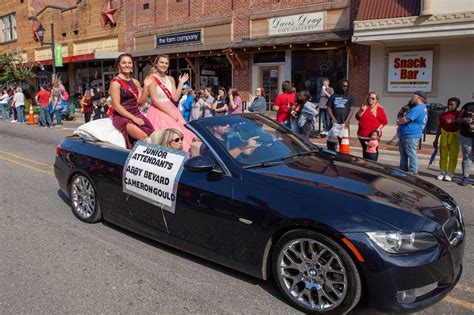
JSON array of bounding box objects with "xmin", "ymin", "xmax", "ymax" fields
[
  {"xmin": 273, "ymin": 230, "xmax": 362, "ymax": 314},
  {"xmin": 70, "ymin": 174, "xmax": 102, "ymax": 223}
]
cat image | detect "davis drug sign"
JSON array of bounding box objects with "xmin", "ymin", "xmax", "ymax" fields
[
  {"xmin": 123, "ymin": 143, "xmax": 187, "ymax": 213},
  {"xmin": 387, "ymin": 50, "xmax": 433, "ymax": 92}
]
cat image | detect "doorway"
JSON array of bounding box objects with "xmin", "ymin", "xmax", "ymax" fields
[{"xmin": 260, "ymin": 66, "xmax": 279, "ymax": 110}]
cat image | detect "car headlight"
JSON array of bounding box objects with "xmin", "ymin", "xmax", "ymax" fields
[{"xmin": 366, "ymin": 231, "xmax": 438, "ymax": 254}]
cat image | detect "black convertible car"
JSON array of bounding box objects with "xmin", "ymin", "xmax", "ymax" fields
[{"xmin": 54, "ymin": 114, "xmax": 464, "ymax": 314}]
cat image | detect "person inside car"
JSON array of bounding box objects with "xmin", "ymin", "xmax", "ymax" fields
[
  {"xmin": 159, "ymin": 128, "xmax": 185, "ymax": 151},
  {"xmin": 200, "ymin": 123, "xmax": 259, "ymax": 159}
]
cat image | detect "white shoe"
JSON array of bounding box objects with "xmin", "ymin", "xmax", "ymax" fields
[
  {"xmin": 436, "ymin": 173, "xmax": 445, "ymax": 181},
  {"xmin": 10, "ymin": 120, "xmax": 17, "ymax": 123},
  {"xmin": 444, "ymin": 174, "xmax": 452, "ymax": 182}
]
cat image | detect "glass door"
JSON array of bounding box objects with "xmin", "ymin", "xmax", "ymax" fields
[{"xmin": 260, "ymin": 66, "xmax": 279, "ymax": 110}]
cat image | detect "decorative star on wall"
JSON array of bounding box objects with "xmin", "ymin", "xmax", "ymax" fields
[{"xmin": 102, "ymin": 1, "xmax": 118, "ymax": 27}]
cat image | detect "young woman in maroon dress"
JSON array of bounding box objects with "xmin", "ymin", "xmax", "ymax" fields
[{"xmin": 110, "ymin": 53, "xmax": 154, "ymax": 149}]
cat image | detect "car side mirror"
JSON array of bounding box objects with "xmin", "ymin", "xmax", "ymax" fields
[{"xmin": 184, "ymin": 156, "xmax": 216, "ymax": 172}]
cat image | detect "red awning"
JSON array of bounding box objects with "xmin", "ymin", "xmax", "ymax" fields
[
  {"xmin": 356, "ymin": 0, "xmax": 420, "ymax": 21},
  {"xmin": 38, "ymin": 53, "xmax": 95, "ymax": 65}
]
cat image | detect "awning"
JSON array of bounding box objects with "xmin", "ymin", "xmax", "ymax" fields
[
  {"xmin": 132, "ymin": 30, "xmax": 352, "ymax": 57},
  {"xmin": 230, "ymin": 30, "xmax": 352, "ymax": 48},
  {"xmin": 38, "ymin": 52, "xmax": 123, "ymax": 65}
]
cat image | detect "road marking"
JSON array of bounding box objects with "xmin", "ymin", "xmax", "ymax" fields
[
  {"xmin": 0, "ymin": 150, "xmax": 51, "ymax": 167},
  {"xmin": 444, "ymin": 296, "xmax": 474, "ymax": 311},
  {"xmin": 0, "ymin": 155, "xmax": 54, "ymax": 177},
  {"xmin": 455, "ymin": 283, "xmax": 474, "ymax": 294}
]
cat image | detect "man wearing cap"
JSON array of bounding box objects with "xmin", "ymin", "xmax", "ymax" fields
[
  {"xmin": 396, "ymin": 90, "xmax": 428, "ymax": 174},
  {"xmin": 35, "ymin": 85, "xmax": 53, "ymax": 128}
]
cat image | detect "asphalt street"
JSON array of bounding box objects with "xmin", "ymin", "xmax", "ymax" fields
[{"xmin": 0, "ymin": 119, "xmax": 473, "ymax": 314}]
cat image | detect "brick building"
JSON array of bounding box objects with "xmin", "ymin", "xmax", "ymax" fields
[
  {"xmin": 128, "ymin": 0, "xmax": 369, "ymax": 108},
  {"xmin": 0, "ymin": 0, "xmax": 126, "ymax": 93}
]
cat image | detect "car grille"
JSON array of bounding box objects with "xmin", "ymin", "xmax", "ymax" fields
[{"xmin": 442, "ymin": 216, "xmax": 463, "ymax": 246}]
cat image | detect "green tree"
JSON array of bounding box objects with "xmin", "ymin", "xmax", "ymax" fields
[{"xmin": 0, "ymin": 52, "xmax": 40, "ymax": 86}]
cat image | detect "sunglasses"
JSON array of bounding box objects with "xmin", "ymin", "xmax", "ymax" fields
[
  {"xmin": 171, "ymin": 137, "xmax": 184, "ymax": 143},
  {"xmin": 342, "ymin": 85, "xmax": 349, "ymax": 88}
]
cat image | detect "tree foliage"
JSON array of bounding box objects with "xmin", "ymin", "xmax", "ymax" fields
[{"xmin": 0, "ymin": 52, "xmax": 40, "ymax": 86}]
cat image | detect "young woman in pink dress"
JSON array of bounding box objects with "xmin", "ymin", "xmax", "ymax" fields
[{"xmin": 144, "ymin": 54, "xmax": 195, "ymax": 152}]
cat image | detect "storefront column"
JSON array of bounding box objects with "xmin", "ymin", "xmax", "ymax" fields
[
  {"xmin": 68, "ymin": 63, "xmax": 76, "ymax": 94},
  {"xmin": 348, "ymin": 44, "xmax": 370, "ymax": 107}
]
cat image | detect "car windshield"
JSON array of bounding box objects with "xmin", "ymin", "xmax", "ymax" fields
[{"xmin": 194, "ymin": 114, "xmax": 318, "ymax": 166}]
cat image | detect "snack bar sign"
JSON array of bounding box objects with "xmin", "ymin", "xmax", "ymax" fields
[
  {"xmin": 268, "ymin": 12, "xmax": 324, "ymax": 36},
  {"xmin": 388, "ymin": 50, "xmax": 433, "ymax": 92},
  {"xmin": 123, "ymin": 143, "xmax": 187, "ymax": 213},
  {"xmin": 156, "ymin": 30, "xmax": 202, "ymax": 47}
]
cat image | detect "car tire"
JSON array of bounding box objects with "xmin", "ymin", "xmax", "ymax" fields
[
  {"xmin": 272, "ymin": 229, "xmax": 362, "ymax": 314},
  {"xmin": 69, "ymin": 174, "xmax": 102, "ymax": 223}
]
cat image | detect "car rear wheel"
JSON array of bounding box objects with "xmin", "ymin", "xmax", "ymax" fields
[
  {"xmin": 273, "ymin": 230, "xmax": 361, "ymax": 314},
  {"xmin": 70, "ymin": 174, "xmax": 102, "ymax": 223}
]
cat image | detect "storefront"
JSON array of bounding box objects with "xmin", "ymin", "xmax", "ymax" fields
[
  {"xmin": 352, "ymin": 0, "xmax": 474, "ymax": 125},
  {"xmin": 239, "ymin": 7, "xmax": 352, "ymax": 108},
  {"xmin": 133, "ymin": 24, "xmax": 233, "ymax": 93}
]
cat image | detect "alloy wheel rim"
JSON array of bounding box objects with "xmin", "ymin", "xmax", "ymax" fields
[
  {"xmin": 71, "ymin": 176, "xmax": 96, "ymax": 219},
  {"xmin": 277, "ymin": 238, "xmax": 348, "ymax": 311}
]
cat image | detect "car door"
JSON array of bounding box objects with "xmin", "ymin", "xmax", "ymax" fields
[{"xmin": 163, "ymin": 166, "xmax": 236, "ymax": 254}]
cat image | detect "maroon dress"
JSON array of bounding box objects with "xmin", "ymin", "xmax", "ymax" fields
[{"xmin": 111, "ymin": 78, "xmax": 154, "ymax": 149}]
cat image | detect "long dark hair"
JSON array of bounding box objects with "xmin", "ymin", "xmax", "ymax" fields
[{"xmin": 115, "ymin": 53, "xmax": 133, "ymax": 67}]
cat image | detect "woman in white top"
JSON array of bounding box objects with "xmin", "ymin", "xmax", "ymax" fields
[
  {"xmin": 142, "ymin": 54, "xmax": 195, "ymax": 152},
  {"xmin": 0, "ymin": 88, "xmax": 10, "ymax": 120},
  {"xmin": 12, "ymin": 87, "xmax": 26, "ymax": 123},
  {"xmin": 191, "ymin": 89, "xmax": 204, "ymax": 121}
]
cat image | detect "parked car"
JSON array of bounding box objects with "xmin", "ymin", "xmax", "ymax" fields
[{"xmin": 54, "ymin": 113, "xmax": 464, "ymax": 314}]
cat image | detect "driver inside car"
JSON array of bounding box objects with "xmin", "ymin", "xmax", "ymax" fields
[{"xmin": 202, "ymin": 123, "xmax": 259, "ymax": 159}]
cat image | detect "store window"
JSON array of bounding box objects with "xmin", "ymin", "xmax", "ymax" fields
[
  {"xmin": 199, "ymin": 56, "xmax": 231, "ymax": 92},
  {"xmin": 168, "ymin": 58, "xmax": 195, "ymax": 89},
  {"xmin": 291, "ymin": 49, "xmax": 347, "ymax": 100}
]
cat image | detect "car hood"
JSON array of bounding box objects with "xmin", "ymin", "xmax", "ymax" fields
[{"xmin": 246, "ymin": 151, "xmax": 455, "ymax": 225}]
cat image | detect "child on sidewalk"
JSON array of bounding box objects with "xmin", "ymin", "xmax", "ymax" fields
[
  {"xmin": 433, "ymin": 97, "xmax": 461, "ymax": 182},
  {"xmin": 365, "ymin": 130, "xmax": 380, "ymax": 161}
]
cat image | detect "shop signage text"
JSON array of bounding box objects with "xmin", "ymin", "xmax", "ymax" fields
[
  {"xmin": 156, "ymin": 30, "xmax": 202, "ymax": 47},
  {"xmin": 388, "ymin": 50, "xmax": 433, "ymax": 92},
  {"xmin": 268, "ymin": 12, "xmax": 324, "ymax": 36}
]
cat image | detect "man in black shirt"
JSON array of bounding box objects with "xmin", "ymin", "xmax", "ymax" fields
[
  {"xmin": 456, "ymin": 102, "xmax": 474, "ymax": 186},
  {"xmin": 326, "ymin": 80, "xmax": 355, "ymax": 151}
]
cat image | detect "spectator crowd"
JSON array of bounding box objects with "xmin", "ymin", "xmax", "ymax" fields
[{"xmin": 1, "ymin": 54, "xmax": 472, "ymax": 187}]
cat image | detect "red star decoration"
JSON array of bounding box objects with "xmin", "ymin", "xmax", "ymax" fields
[{"xmin": 102, "ymin": 1, "xmax": 118, "ymax": 27}]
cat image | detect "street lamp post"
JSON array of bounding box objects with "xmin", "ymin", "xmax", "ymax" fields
[{"xmin": 36, "ymin": 23, "xmax": 56, "ymax": 80}]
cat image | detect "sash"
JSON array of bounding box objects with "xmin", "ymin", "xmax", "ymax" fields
[
  {"xmin": 153, "ymin": 75, "xmax": 173, "ymax": 102},
  {"xmin": 113, "ymin": 76, "xmax": 139, "ymax": 103},
  {"xmin": 110, "ymin": 76, "xmax": 139, "ymax": 116}
]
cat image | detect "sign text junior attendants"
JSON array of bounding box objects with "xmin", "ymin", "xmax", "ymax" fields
[
  {"xmin": 268, "ymin": 12, "xmax": 324, "ymax": 36},
  {"xmin": 387, "ymin": 50, "xmax": 433, "ymax": 92},
  {"xmin": 123, "ymin": 143, "xmax": 187, "ymax": 213}
]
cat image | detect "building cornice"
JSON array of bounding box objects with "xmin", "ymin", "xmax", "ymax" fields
[{"xmin": 353, "ymin": 11, "xmax": 474, "ymax": 44}]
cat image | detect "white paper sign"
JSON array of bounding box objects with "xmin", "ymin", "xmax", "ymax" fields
[
  {"xmin": 123, "ymin": 142, "xmax": 187, "ymax": 213},
  {"xmin": 268, "ymin": 12, "xmax": 324, "ymax": 36},
  {"xmin": 387, "ymin": 50, "xmax": 433, "ymax": 92}
]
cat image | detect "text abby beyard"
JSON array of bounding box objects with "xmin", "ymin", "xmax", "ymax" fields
[{"xmin": 123, "ymin": 144, "xmax": 187, "ymax": 213}]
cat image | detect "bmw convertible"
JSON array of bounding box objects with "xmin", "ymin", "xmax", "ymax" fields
[{"xmin": 54, "ymin": 113, "xmax": 464, "ymax": 314}]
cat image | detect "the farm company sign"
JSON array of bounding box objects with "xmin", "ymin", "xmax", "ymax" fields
[
  {"xmin": 268, "ymin": 12, "xmax": 324, "ymax": 36},
  {"xmin": 388, "ymin": 50, "xmax": 434, "ymax": 92}
]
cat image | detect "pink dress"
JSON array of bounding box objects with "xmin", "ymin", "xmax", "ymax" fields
[{"xmin": 146, "ymin": 75, "xmax": 195, "ymax": 152}]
